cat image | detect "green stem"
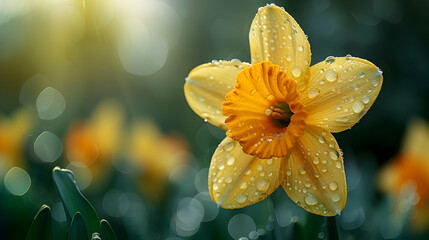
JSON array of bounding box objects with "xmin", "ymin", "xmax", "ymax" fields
[{"xmin": 326, "ymin": 216, "xmax": 340, "ymax": 240}]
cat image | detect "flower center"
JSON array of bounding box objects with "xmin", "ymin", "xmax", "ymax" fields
[
  {"xmin": 222, "ymin": 61, "xmax": 307, "ymax": 159},
  {"xmin": 266, "ymin": 103, "xmax": 293, "ymax": 129}
]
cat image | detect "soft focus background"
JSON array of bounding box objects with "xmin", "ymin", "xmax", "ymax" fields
[{"xmin": 1, "ymin": 0, "xmax": 429, "ymax": 239}]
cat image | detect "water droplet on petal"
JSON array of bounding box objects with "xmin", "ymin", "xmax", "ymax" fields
[
  {"xmin": 326, "ymin": 69, "xmax": 338, "ymax": 82},
  {"xmin": 305, "ymin": 195, "xmax": 318, "ymax": 205},
  {"xmin": 225, "ymin": 176, "xmax": 232, "ymax": 183},
  {"xmin": 237, "ymin": 194, "xmax": 247, "ymax": 204},
  {"xmin": 329, "ymin": 182, "xmax": 338, "ymax": 191},
  {"xmin": 307, "ymin": 88, "xmax": 320, "ymax": 98},
  {"xmin": 299, "ymin": 168, "xmax": 306, "ymax": 175},
  {"xmin": 362, "ymin": 96, "xmax": 370, "ymax": 104},
  {"xmin": 352, "ymin": 101, "xmax": 364, "ymax": 113},
  {"xmin": 218, "ymin": 163, "xmax": 225, "ymax": 170},
  {"xmin": 335, "ymin": 161, "xmax": 342, "ymax": 169},
  {"xmin": 250, "ymin": 89, "xmax": 257, "ymax": 96},
  {"xmin": 266, "ymin": 94, "xmax": 275, "ymax": 101},
  {"xmin": 257, "ymin": 180, "xmax": 270, "ymax": 192},
  {"xmin": 372, "ymin": 78, "xmax": 380, "ymax": 87},
  {"xmin": 292, "ymin": 66, "xmax": 302, "ymax": 78},
  {"xmin": 313, "ymin": 157, "xmax": 320, "ymax": 164},
  {"xmin": 239, "ymin": 182, "xmax": 248, "ymax": 190},
  {"xmin": 358, "ymin": 72, "xmax": 365, "ymax": 77},
  {"xmin": 227, "ymin": 157, "xmax": 236, "ymax": 166},
  {"xmin": 297, "ymin": 46, "xmax": 303, "ymax": 52},
  {"xmin": 329, "ymin": 150, "xmax": 339, "ymax": 160},
  {"xmin": 318, "ymin": 136, "xmax": 325, "ymax": 143},
  {"xmin": 331, "ymin": 193, "xmax": 341, "ymax": 202}
]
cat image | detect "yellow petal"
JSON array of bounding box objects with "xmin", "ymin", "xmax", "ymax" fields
[
  {"xmin": 249, "ymin": 4, "xmax": 311, "ymax": 87},
  {"xmin": 184, "ymin": 60, "xmax": 250, "ymax": 130},
  {"xmin": 282, "ymin": 125, "xmax": 346, "ymax": 216},
  {"xmin": 302, "ymin": 57, "xmax": 383, "ymax": 133},
  {"xmin": 209, "ymin": 137, "xmax": 286, "ymax": 208},
  {"xmin": 401, "ymin": 119, "xmax": 429, "ymax": 159}
]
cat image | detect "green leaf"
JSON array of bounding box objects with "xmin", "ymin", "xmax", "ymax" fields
[
  {"xmin": 26, "ymin": 205, "xmax": 52, "ymax": 240},
  {"xmin": 326, "ymin": 216, "xmax": 340, "ymax": 240},
  {"xmin": 69, "ymin": 213, "xmax": 88, "ymax": 240},
  {"xmin": 100, "ymin": 219, "xmax": 117, "ymax": 240},
  {"xmin": 52, "ymin": 167, "xmax": 100, "ymax": 238}
]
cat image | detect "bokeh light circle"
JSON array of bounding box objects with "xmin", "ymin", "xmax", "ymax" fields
[
  {"xmin": 36, "ymin": 87, "xmax": 66, "ymax": 120},
  {"xmin": 34, "ymin": 131, "xmax": 63, "ymax": 163},
  {"xmin": 228, "ymin": 214, "xmax": 256, "ymax": 240},
  {"xmin": 4, "ymin": 167, "xmax": 31, "ymax": 196}
]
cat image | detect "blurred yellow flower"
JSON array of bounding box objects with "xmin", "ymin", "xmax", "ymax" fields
[
  {"xmin": 0, "ymin": 108, "xmax": 34, "ymax": 174},
  {"xmin": 379, "ymin": 119, "xmax": 429, "ymax": 230},
  {"xmin": 64, "ymin": 101, "xmax": 124, "ymax": 188},
  {"xmin": 184, "ymin": 4, "xmax": 383, "ymax": 216},
  {"xmin": 128, "ymin": 119, "xmax": 189, "ymax": 201}
]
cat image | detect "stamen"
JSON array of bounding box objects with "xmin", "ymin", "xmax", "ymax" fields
[{"xmin": 269, "ymin": 103, "xmax": 293, "ymax": 128}]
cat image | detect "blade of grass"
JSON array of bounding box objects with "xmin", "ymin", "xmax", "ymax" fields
[
  {"xmin": 52, "ymin": 167, "xmax": 99, "ymax": 238},
  {"xmin": 26, "ymin": 205, "xmax": 52, "ymax": 240},
  {"xmin": 326, "ymin": 216, "xmax": 340, "ymax": 240}
]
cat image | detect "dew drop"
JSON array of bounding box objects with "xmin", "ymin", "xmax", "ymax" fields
[
  {"xmin": 286, "ymin": 170, "xmax": 292, "ymax": 176},
  {"xmin": 218, "ymin": 163, "xmax": 225, "ymax": 170},
  {"xmin": 353, "ymin": 84, "xmax": 359, "ymax": 90},
  {"xmin": 225, "ymin": 176, "xmax": 232, "ymax": 183},
  {"xmin": 372, "ymin": 78, "xmax": 380, "ymax": 87},
  {"xmin": 292, "ymin": 66, "xmax": 302, "ymax": 78},
  {"xmin": 331, "ymin": 193, "xmax": 341, "ymax": 202},
  {"xmin": 250, "ymin": 89, "xmax": 257, "ymax": 96},
  {"xmin": 265, "ymin": 108, "xmax": 272, "ymax": 116},
  {"xmin": 286, "ymin": 55, "xmax": 292, "ymax": 62},
  {"xmin": 362, "ymin": 96, "xmax": 370, "ymax": 104},
  {"xmin": 318, "ymin": 136, "xmax": 325, "ymax": 143},
  {"xmin": 321, "ymin": 166, "xmax": 327, "ymax": 173},
  {"xmin": 297, "ymin": 46, "xmax": 303, "ymax": 52},
  {"xmin": 352, "ymin": 101, "xmax": 364, "ymax": 113},
  {"xmin": 213, "ymin": 183, "xmax": 219, "ymax": 191},
  {"xmin": 307, "ymin": 88, "xmax": 320, "ymax": 98},
  {"xmin": 325, "ymin": 58, "xmax": 335, "ymax": 65},
  {"xmin": 329, "ymin": 150, "xmax": 339, "ymax": 160},
  {"xmin": 299, "ymin": 168, "xmax": 306, "ymax": 175},
  {"xmin": 257, "ymin": 180, "xmax": 270, "ymax": 192},
  {"xmin": 335, "ymin": 117, "xmax": 348, "ymax": 122},
  {"xmin": 305, "ymin": 195, "xmax": 318, "ymax": 206},
  {"xmin": 237, "ymin": 194, "xmax": 247, "ymax": 204},
  {"xmin": 313, "ymin": 157, "xmax": 320, "ymax": 164},
  {"xmin": 227, "ymin": 157, "xmax": 236, "ymax": 166},
  {"xmin": 266, "ymin": 94, "xmax": 275, "ymax": 101},
  {"xmin": 335, "ymin": 161, "xmax": 342, "ymax": 169},
  {"xmin": 329, "ymin": 182, "xmax": 338, "ymax": 191},
  {"xmin": 267, "ymin": 159, "xmax": 273, "ymax": 165},
  {"xmin": 239, "ymin": 182, "xmax": 248, "ymax": 190},
  {"xmin": 358, "ymin": 72, "xmax": 365, "ymax": 77},
  {"xmin": 325, "ymin": 69, "xmax": 338, "ymax": 82}
]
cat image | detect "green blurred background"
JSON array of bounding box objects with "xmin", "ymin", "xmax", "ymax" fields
[{"xmin": 0, "ymin": 0, "xmax": 429, "ymax": 239}]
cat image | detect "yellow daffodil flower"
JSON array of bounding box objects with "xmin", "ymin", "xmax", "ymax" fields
[
  {"xmin": 64, "ymin": 101, "xmax": 124, "ymax": 187},
  {"xmin": 379, "ymin": 119, "xmax": 429, "ymax": 230},
  {"xmin": 184, "ymin": 4, "xmax": 383, "ymax": 216},
  {"xmin": 0, "ymin": 109, "xmax": 34, "ymax": 174},
  {"xmin": 128, "ymin": 119, "xmax": 189, "ymax": 201}
]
